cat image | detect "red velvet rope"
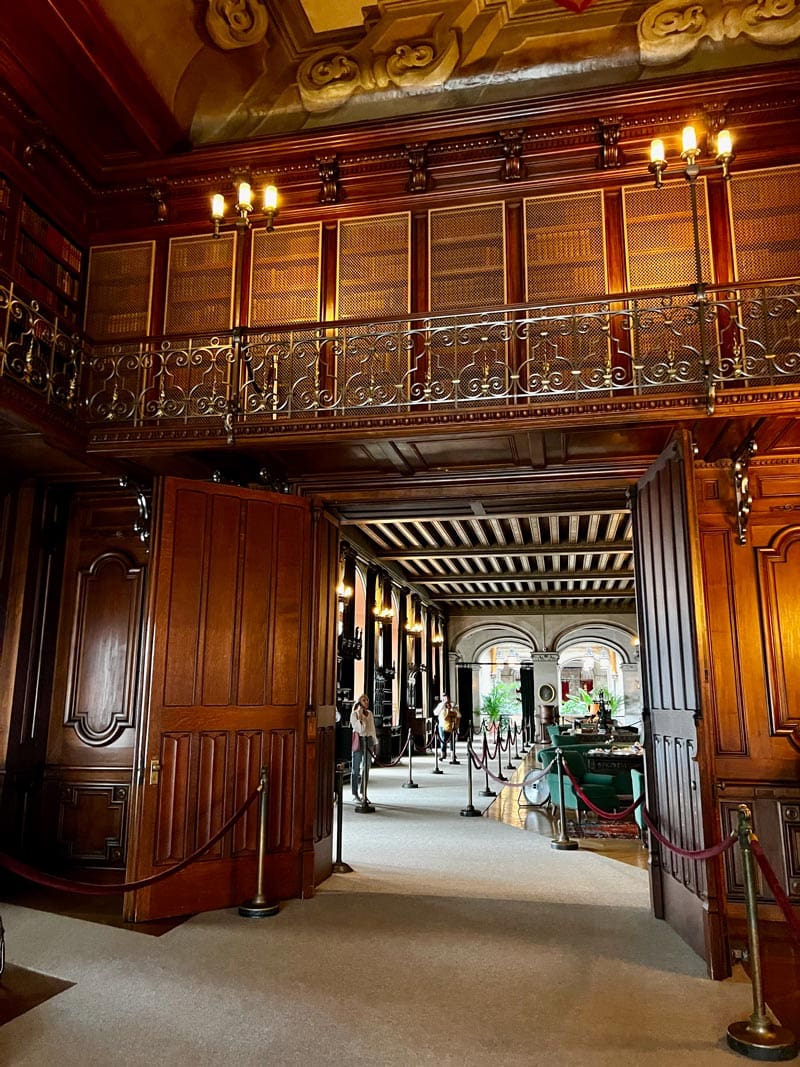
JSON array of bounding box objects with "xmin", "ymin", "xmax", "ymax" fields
[
  {"xmin": 372, "ymin": 731, "xmax": 411, "ymax": 768},
  {"xmin": 643, "ymin": 809, "xmax": 737, "ymax": 861},
  {"xmin": 467, "ymin": 745, "xmax": 556, "ymax": 788},
  {"xmin": 751, "ymin": 838, "xmax": 800, "ymax": 948},
  {"xmin": 562, "ymin": 761, "xmax": 643, "ymax": 820},
  {"xmin": 0, "ymin": 784, "xmax": 261, "ymax": 896}
]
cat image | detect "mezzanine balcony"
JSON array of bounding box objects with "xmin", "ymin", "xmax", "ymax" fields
[{"xmin": 2, "ymin": 276, "xmax": 799, "ymax": 445}]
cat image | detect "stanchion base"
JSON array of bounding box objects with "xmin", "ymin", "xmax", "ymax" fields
[
  {"xmin": 354, "ymin": 801, "xmax": 376, "ymax": 814},
  {"xmin": 478, "ymin": 788, "xmax": 497, "ymax": 797},
  {"xmin": 238, "ymin": 899, "xmax": 280, "ymax": 918},
  {"xmin": 449, "ymin": 759, "xmax": 461, "ymax": 766},
  {"xmin": 432, "ymin": 768, "xmax": 444, "ymax": 775},
  {"xmin": 727, "ymin": 1021, "xmax": 798, "ymax": 1061},
  {"xmin": 551, "ymin": 838, "xmax": 579, "ymax": 851},
  {"xmin": 402, "ymin": 782, "xmax": 419, "ymax": 789},
  {"xmin": 332, "ymin": 861, "xmax": 354, "ymax": 874},
  {"xmin": 460, "ymin": 806, "xmax": 482, "ymax": 817}
]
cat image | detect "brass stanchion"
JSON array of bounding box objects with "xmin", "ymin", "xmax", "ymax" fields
[
  {"xmin": 402, "ymin": 728, "xmax": 419, "ymax": 789},
  {"xmin": 239, "ymin": 767, "xmax": 280, "ymax": 917},
  {"xmin": 505, "ymin": 726, "xmax": 515, "ymax": 770},
  {"xmin": 551, "ymin": 749, "xmax": 578, "ymax": 851},
  {"xmin": 461, "ymin": 731, "xmax": 481, "ymax": 817},
  {"xmin": 727, "ymin": 805, "xmax": 797, "ymax": 1061},
  {"xmin": 332, "ymin": 763, "xmax": 354, "ymax": 874},
  {"xmin": 478, "ymin": 733, "xmax": 496, "ymax": 798},
  {"xmin": 449, "ymin": 729, "xmax": 460, "ymax": 765},
  {"xmin": 495, "ymin": 728, "xmax": 508, "ymax": 782},
  {"xmin": 354, "ymin": 745, "xmax": 375, "ymax": 814},
  {"xmin": 432, "ymin": 726, "xmax": 444, "ymax": 774}
]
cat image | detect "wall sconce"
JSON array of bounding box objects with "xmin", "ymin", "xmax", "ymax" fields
[
  {"xmin": 648, "ymin": 125, "xmax": 734, "ymax": 190},
  {"xmin": 374, "ymin": 605, "xmax": 394, "ymax": 628},
  {"xmin": 431, "ymin": 630, "xmax": 444, "ymax": 646},
  {"xmin": 336, "ymin": 581, "xmax": 353, "ymax": 602},
  {"xmin": 405, "ymin": 621, "xmax": 424, "ymax": 635},
  {"xmin": 211, "ymin": 180, "xmax": 279, "ymax": 238}
]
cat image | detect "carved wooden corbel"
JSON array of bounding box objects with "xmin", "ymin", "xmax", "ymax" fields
[
  {"xmin": 732, "ymin": 436, "xmax": 757, "ymax": 545},
  {"xmin": 499, "ymin": 130, "xmax": 526, "ymax": 182},
  {"xmin": 596, "ymin": 117, "xmax": 623, "ymax": 169},
  {"xmin": 317, "ymin": 155, "xmax": 340, "ymax": 204},
  {"xmin": 147, "ymin": 179, "xmax": 169, "ymax": 224},
  {"xmin": 119, "ymin": 476, "xmax": 152, "ymax": 545},
  {"xmin": 406, "ymin": 143, "xmax": 430, "ymax": 193}
]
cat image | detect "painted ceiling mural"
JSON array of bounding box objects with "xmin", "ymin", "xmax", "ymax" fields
[{"xmin": 98, "ymin": 0, "xmax": 800, "ymax": 145}]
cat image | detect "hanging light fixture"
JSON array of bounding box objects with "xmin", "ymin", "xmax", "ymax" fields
[{"xmin": 211, "ymin": 179, "xmax": 279, "ymax": 237}]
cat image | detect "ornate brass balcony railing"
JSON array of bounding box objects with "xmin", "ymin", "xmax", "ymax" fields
[{"xmin": 2, "ymin": 277, "xmax": 799, "ymax": 433}]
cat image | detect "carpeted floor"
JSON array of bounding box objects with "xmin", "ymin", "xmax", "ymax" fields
[{"xmin": 0, "ymin": 753, "xmax": 756, "ymax": 1065}]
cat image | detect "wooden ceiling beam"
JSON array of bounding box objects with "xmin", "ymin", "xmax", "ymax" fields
[
  {"xmin": 377, "ymin": 541, "xmax": 631, "ymax": 560},
  {"xmin": 413, "ymin": 570, "xmax": 634, "ymax": 585},
  {"xmin": 428, "ymin": 589, "xmax": 635, "ymax": 602}
]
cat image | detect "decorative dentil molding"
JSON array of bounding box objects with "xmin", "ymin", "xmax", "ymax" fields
[
  {"xmin": 205, "ymin": 0, "xmax": 269, "ymax": 51},
  {"xmin": 639, "ymin": 0, "xmax": 800, "ymax": 66}
]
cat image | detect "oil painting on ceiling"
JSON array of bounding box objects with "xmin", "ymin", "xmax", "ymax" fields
[{"xmin": 97, "ymin": 0, "xmax": 800, "ymax": 145}]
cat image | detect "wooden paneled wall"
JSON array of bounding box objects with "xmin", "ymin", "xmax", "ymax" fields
[{"xmin": 696, "ymin": 460, "xmax": 800, "ymax": 926}]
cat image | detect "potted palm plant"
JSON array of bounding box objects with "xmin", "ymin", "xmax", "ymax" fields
[{"xmin": 481, "ymin": 682, "xmax": 518, "ymax": 733}]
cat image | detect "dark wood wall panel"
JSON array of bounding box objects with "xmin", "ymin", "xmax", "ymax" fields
[
  {"xmin": 201, "ymin": 495, "xmax": 241, "ymax": 707},
  {"xmin": 196, "ymin": 730, "xmax": 228, "ymax": 861},
  {"xmin": 268, "ymin": 729, "xmax": 296, "ymax": 852},
  {"xmin": 155, "ymin": 731, "xmax": 192, "ymax": 865},
  {"xmin": 56, "ymin": 782, "xmax": 128, "ymax": 863},
  {"xmin": 232, "ymin": 729, "xmax": 263, "ymax": 855},
  {"xmin": 66, "ymin": 552, "xmax": 143, "ymax": 745},
  {"xmin": 699, "ymin": 530, "xmax": 748, "ymax": 756},
  {"xmin": 271, "ymin": 505, "xmax": 309, "ymax": 706},
  {"xmin": 162, "ymin": 488, "xmax": 207, "ymax": 708},
  {"xmin": 758, "ymin": 527, "xmax": 800, "ymax": 743},
  {"xmin": 315, "ymin": 725, "xmax": 335, "ymax": 844},
  {"xmin": 238, "ymin": 502, "xmax": 275, "ymax": 707}
]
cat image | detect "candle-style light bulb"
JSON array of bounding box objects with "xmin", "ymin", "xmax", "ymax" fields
[
  {"xmin": 211, "ymin": 194, "xmax": 225, "ymax": 220},
  {"xmin": 263, "ymin": 184, "xmax": 278, "ymax": 213},
  {"xmin": 681, "ymin": 125, "xmax": 698, "ymax": 157},
  {"xmin": 650, "ymin": 139, "xmax": 666, "ymax": 164},
  {"xmin": 237, "ymin": 182, "xmax": 252, "ymax": 212},
  {"xmin": 716, "ymin": 129, "xmax": 733, "ymax": 158}
]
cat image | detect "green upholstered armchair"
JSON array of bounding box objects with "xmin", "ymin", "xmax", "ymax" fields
[
  {"xmin": 630, "ymin": 767, "xmax": 646, "ymax": 842},
  {"xmin": 537, "ymin": 746, "xmax": 619, "ymax": 823}
]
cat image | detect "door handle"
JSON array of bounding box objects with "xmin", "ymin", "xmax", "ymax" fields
[{"xmin": 149, "ymin": 758, "xmax": 161, "ymax": 786}]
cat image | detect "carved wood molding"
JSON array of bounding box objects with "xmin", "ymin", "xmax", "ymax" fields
[
  {"xmin": 205, "ymin": 0, "xmax": 269, "ymax": 51},
  {"xmin": 757, "ymin": 525, "xmax": 800, "ymax": 751},
  {"xmin": 65, "ymin": 551, "xmax": 144, "ymax": 747}
]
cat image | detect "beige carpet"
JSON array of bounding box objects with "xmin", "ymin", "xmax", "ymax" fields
[{"xmin": 0, "ymin": 755, "xmax": 754, "ymax": 1065}]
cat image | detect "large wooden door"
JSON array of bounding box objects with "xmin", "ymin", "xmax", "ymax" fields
[
  {"xmin": 125, "ymin": 477, "xmax": 312, "ymax": 921},
  {"xmin": 631, "ymin": 430, "xmax": 727, "ymax": 977}
]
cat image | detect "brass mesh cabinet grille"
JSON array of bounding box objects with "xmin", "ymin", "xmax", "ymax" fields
[
  {"xmin": 623, "ymin": 180, "xmax": 713, "ymax": 393},
  {"xmin": 250, "ymin": 223, "xmax": 321, "ymax": 326},
  {"xmin": 729, "ymin": 165, "xmax": 800, "ymax": 282},
  {"xmin": 336, "ymin": 213, "xmax": 411, "ymax": 413},
  {"xmin": 623, "ymin": 179, "xmax": 713, "ymax": 291},
  {"xmin": 84, "ymin": 242, "xmax": 155, "ymax": 421},
  {"xmin": 523, "ymin": 192, "xmax": 609, "ymax": 382},
  {"xmin": 164, "ymin": 233, "xmax": 235, "ymax": 335},
  {"xmin": 524, "ymin": 191, "xmax": 606, "ymax": 300},
  {"xmin": 247, "ymin": 224, "xmax": 322, "ymax": 415},
  {"xmin": 337, "ymin": 213, "xmax": 410, "ymax": 320},
  {"xmin": 428, "ymin": 203, "xmax": 508, "ymax": 405},
  {"xmin": 85, "ymin": 242, "xmax": 154, "ymax": 339},
  {"xmin": 429, "ymin": 203, "xmax": 506, "ymax": 311}
]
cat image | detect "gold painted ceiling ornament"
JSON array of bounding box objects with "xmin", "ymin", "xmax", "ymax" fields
[
  {"xmin": 638, "ymin": 0, "xmax": 800, "ymax": 65},
  {"xmin": 205, "ymin": 0, "xmax": 269, "ymax": 51},
  {"xmin": 298, "ymin": 32, "xmax": 460, "ymax": 113}
]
